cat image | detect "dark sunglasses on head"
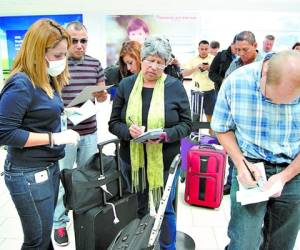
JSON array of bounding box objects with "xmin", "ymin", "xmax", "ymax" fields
[{"xmin": 72, "ymin": 38, "xmax": 88, "ymax": 45}]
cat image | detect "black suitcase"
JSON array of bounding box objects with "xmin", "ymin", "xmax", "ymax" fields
[
  {"xmin": 61, "ymin": 148, "xmax": 121, "ymax": 214},
  {"xmin": 73, "ymin": 139, "xmax": 138, "ymax": 250},
  {"xmin": 108, "ymin": 155, "xmax": 181, "ymax": 250}
]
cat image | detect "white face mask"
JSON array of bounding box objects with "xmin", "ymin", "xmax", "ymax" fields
[{"xmin": 46, "ymin": 57, "xmax": 66, "ymax": 77}]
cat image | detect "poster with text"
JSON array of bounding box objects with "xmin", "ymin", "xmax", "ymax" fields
[
  {"xmin": 105, "ymin": 14, "xmax": 199, "ymax": 67},
  {"xmin": 0, "ymin": 14, "xmax": 82, "ymax": 80}
]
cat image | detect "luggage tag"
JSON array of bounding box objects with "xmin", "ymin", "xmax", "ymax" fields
[
  {"xmin": 149, "ymin": 192, "xmax": 157, "ymax": 217},
  {"xmin": 98, "ymin": 175, "xmax": 113, "ymax": 196},
  {"xmin": 97, "ymin": 175, "xmax": 119, "ymax": 224}
]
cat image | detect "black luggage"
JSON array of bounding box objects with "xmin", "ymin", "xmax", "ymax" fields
[
  {"xmin": 61, "ymin": 146, "xmax": 121, "ymax": 214},
  {"xmin": 108, "ymin": 154, "xmax": 181, "ymax": 250},
  {"xmin": 73, "ymin": 139, "xmax": 138, "ymax": 250}
]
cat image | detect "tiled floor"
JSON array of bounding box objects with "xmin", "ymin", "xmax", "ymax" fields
[
  {"xmin": 0, "ymin": 145, "xmax": 231, "ymax": 250},
  {"xmin": 1, "ymin": 83, "xmax": 300, "ymax": 250}
]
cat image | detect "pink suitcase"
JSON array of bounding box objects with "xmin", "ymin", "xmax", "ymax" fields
[{"xmin": 184, "ymin": 145, "xmax": 226, "ymax": 208}]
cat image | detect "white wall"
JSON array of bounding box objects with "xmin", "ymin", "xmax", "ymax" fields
[
  {"xmin": 1, "ymin": 0, "xmax": 300, "ymax": 65},
  {"xmin": 2, "ymin": 0, "xmax": 300, "ymax": 15}
]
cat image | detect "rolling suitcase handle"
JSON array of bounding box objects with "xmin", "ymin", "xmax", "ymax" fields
[
  {"xmin": 147, "ymin": 154, "xmax": 181, "ymax": 248},
  {"xmin": 107, "ymin": 154, "xmax": 181, "ymax": 249},
  {"xmin": 191, "ymin": 90, "xmax": 210, "ymax": 133},
  {"xmin": 97, "ymin": 139, "xmax": 123, "ymax": 206},
  {"xmin": 196, "ymin": 144, "xmax": 215, "ymax": 150}
]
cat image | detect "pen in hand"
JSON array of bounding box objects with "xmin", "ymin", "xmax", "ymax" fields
[
  {"xmin": 128, "ymin": 116, "xmax": 135, "ymax": 125},
  {"xmin": 242, "ymin": 159, "xmax": 260, "ymax": 188},
  {"xmin": 128, "ymin": 116, "xmax": 145, "ymax": 138}
]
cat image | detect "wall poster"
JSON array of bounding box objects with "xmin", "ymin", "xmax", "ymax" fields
[
  {"xmin": 105, "ymin": 14, "xmax": 199, "ymax": 66},
  {"xmin": 0, "ymin": 14, "xmax": 82, "ymax": 81}
]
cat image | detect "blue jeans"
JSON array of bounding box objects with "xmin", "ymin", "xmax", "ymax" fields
[
  {"xmin": 120, "ymin": 159, "xmax": 179, "ymax": 250},
  {"xmin": 225, "ymin": 157, "xmax": 234, "ymax": 187},
  {"xmin": 227, "ymin": 162, "xmax": 300, "ymax": 250},
  {"xmin": 53, "ymin": 133, "xmax": 98, "ymax": 229},
  {"xmin": 4, "ymin": 159, "xmax": 60, "ymax": 250},
  {"xmin": 120, "ymin": 158, "xmax": 132, "ymax": 192}
]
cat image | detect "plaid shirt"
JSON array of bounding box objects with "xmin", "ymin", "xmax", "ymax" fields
[{"xmin": 211, "ymin": 61, "xmax": 300, "ymax": 164}]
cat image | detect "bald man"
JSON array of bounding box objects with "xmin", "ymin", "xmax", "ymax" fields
[{"xmin": 211, "ymin": 51, "xmax": 300, "ymax": 250}]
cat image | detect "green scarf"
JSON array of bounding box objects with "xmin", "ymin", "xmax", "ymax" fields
[{"xmin": 126, "ymin": 72, "xmax": 166, "ymax": 205}]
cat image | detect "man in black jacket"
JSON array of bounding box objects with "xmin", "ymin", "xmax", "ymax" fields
[{"xmin": 209, "ymin": 36, "xmax": 237, "ymax": 93}]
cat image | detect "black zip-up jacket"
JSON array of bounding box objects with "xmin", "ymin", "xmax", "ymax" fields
[
  {"xmin": 109, "ymin": 74, "xmax": 192, "ymax": 171},
  {"xmin": 209, "ymin": 46, "xmax": 235, "ymax": 92}
]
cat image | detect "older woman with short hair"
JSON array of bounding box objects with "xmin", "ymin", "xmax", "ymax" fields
[{"xmin": 109, "ymin": 35, "xmax": 191, "ymax": 249}]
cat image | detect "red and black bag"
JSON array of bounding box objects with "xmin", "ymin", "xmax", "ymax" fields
[{"xmin": 185, "ymin": 145, "xmax": 226, "ymax": 208}]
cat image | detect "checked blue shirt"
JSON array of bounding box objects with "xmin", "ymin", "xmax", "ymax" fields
[{"xmin": 211, "ymin": 61, "xmax": 300, "ymax": 164}]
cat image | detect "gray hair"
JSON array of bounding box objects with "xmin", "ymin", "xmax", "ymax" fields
[
  {"xmin": 141, "ymin": 35, "xmax": 172, "ymax": 63},
  {"xmin": 66, "ymin": 21, "xmax": 87, "ymax": 32},
  {"xmin": 265, "ymin": 34, "xmax": 275, "ymax": 41},
  {"xmin": 236, "ymin": 31, "xmax": 256, "ymax": 45}
]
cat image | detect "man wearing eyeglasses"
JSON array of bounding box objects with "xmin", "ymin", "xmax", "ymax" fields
[{"xmin": 53, "ymin": 21, "xmax": 107, "ymax": 246}]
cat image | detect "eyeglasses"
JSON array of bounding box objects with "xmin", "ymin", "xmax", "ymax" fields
[
  {"xmin": 71, "ymin": 38, "xmax": 88, "ymax": 45},
  {"xmin": 144, "ymin": 60, "xmax": 166, "ymax": 70}
]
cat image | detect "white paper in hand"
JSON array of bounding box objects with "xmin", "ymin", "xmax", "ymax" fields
[
  {"xmin": 67, "ymin": 85, "xmax": 113, "ymax": 107},
  {"xmin": 236, "ymin": 162, "xmax": 269, "ymax": 205},
  {"xmin": 67, "ymin": 100, "xmax": 97, "ymax": 125},
  {"xmin": 133, "ymin": 128, "xmax": 164, "ymax": 143}
]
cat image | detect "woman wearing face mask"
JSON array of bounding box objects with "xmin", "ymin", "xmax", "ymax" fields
[
  {"xmin": 105, "ymin": 40, "xmax": 141, "ymax": 100},
  {"xmin": 0, "ymin": 19, "xmax": 80, "ymax": 249}
]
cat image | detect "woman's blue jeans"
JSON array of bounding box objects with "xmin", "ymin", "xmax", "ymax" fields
[
  {"xmin": 120, "ymin": 159, "xmax": 179, "ymax": 250},
  {"xmin": 4, "ymin": 159, "xmax": 60, "ymax": 250},
  {"xmin": 227, "ymin": 162, "xmax": 300, "ymax": 250}
]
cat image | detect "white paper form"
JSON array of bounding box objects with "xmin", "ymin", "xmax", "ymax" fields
[
  {"xmin": 236, "ymin": 162, "xmax": 268, "ymax": 205},
  {"xmin": 67, "ymin": 85, "xmax": 113, "ymax": 107},
  {"xmin": 132, "ymin": 128, "xmax": 164, "ymax": 143},
  {"xmin": 236, "ymin": 162, "xmax": 284, "ymax": 206},
  {"xmin": 67, "ymin": 100, "xmax": 97, "ymax": 126}
]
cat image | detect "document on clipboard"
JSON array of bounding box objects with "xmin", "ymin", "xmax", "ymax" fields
[
  {"xmin": 67, "ymin": 85, "xmax": 113, "ymax": 107},
  {"xmin": 132, "ymin": 128, "xmax": 164, "ymax": 143}
]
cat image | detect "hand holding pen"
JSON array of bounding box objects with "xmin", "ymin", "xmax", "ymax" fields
[
  {"xmin": 128, "ymin": 116, "xmax": 145, "ymax": 139},
  {"xmin": 238, "ymin": 159, "xmax": 263, "ymax": 189}
]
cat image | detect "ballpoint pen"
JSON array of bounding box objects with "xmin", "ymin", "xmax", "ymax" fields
[
  {"xmin": 242, "ymin": 159, "xmax": 260, "ymax": 188},
  {"xmin": 128, "ymin": 116, "xmax": 135, "ymax": 125}
]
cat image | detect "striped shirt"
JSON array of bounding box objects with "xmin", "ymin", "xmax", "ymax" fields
[
  {"xmin": 62, "ymin": 55, "xmax": 105, "ymax": 136},
  {"xmin": 211, "ymin": 61, "xmax": 300, "ymax": 164}
]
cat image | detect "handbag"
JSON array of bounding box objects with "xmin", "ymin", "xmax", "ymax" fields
[{"xmin": 61, "ymin": 139, "xmax": 124, "ymax": 214}]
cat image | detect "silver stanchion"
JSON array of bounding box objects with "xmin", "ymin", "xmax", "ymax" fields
[{"xmin": 175, "ymin": 170, "xmax": 195, "ymax": 250}]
